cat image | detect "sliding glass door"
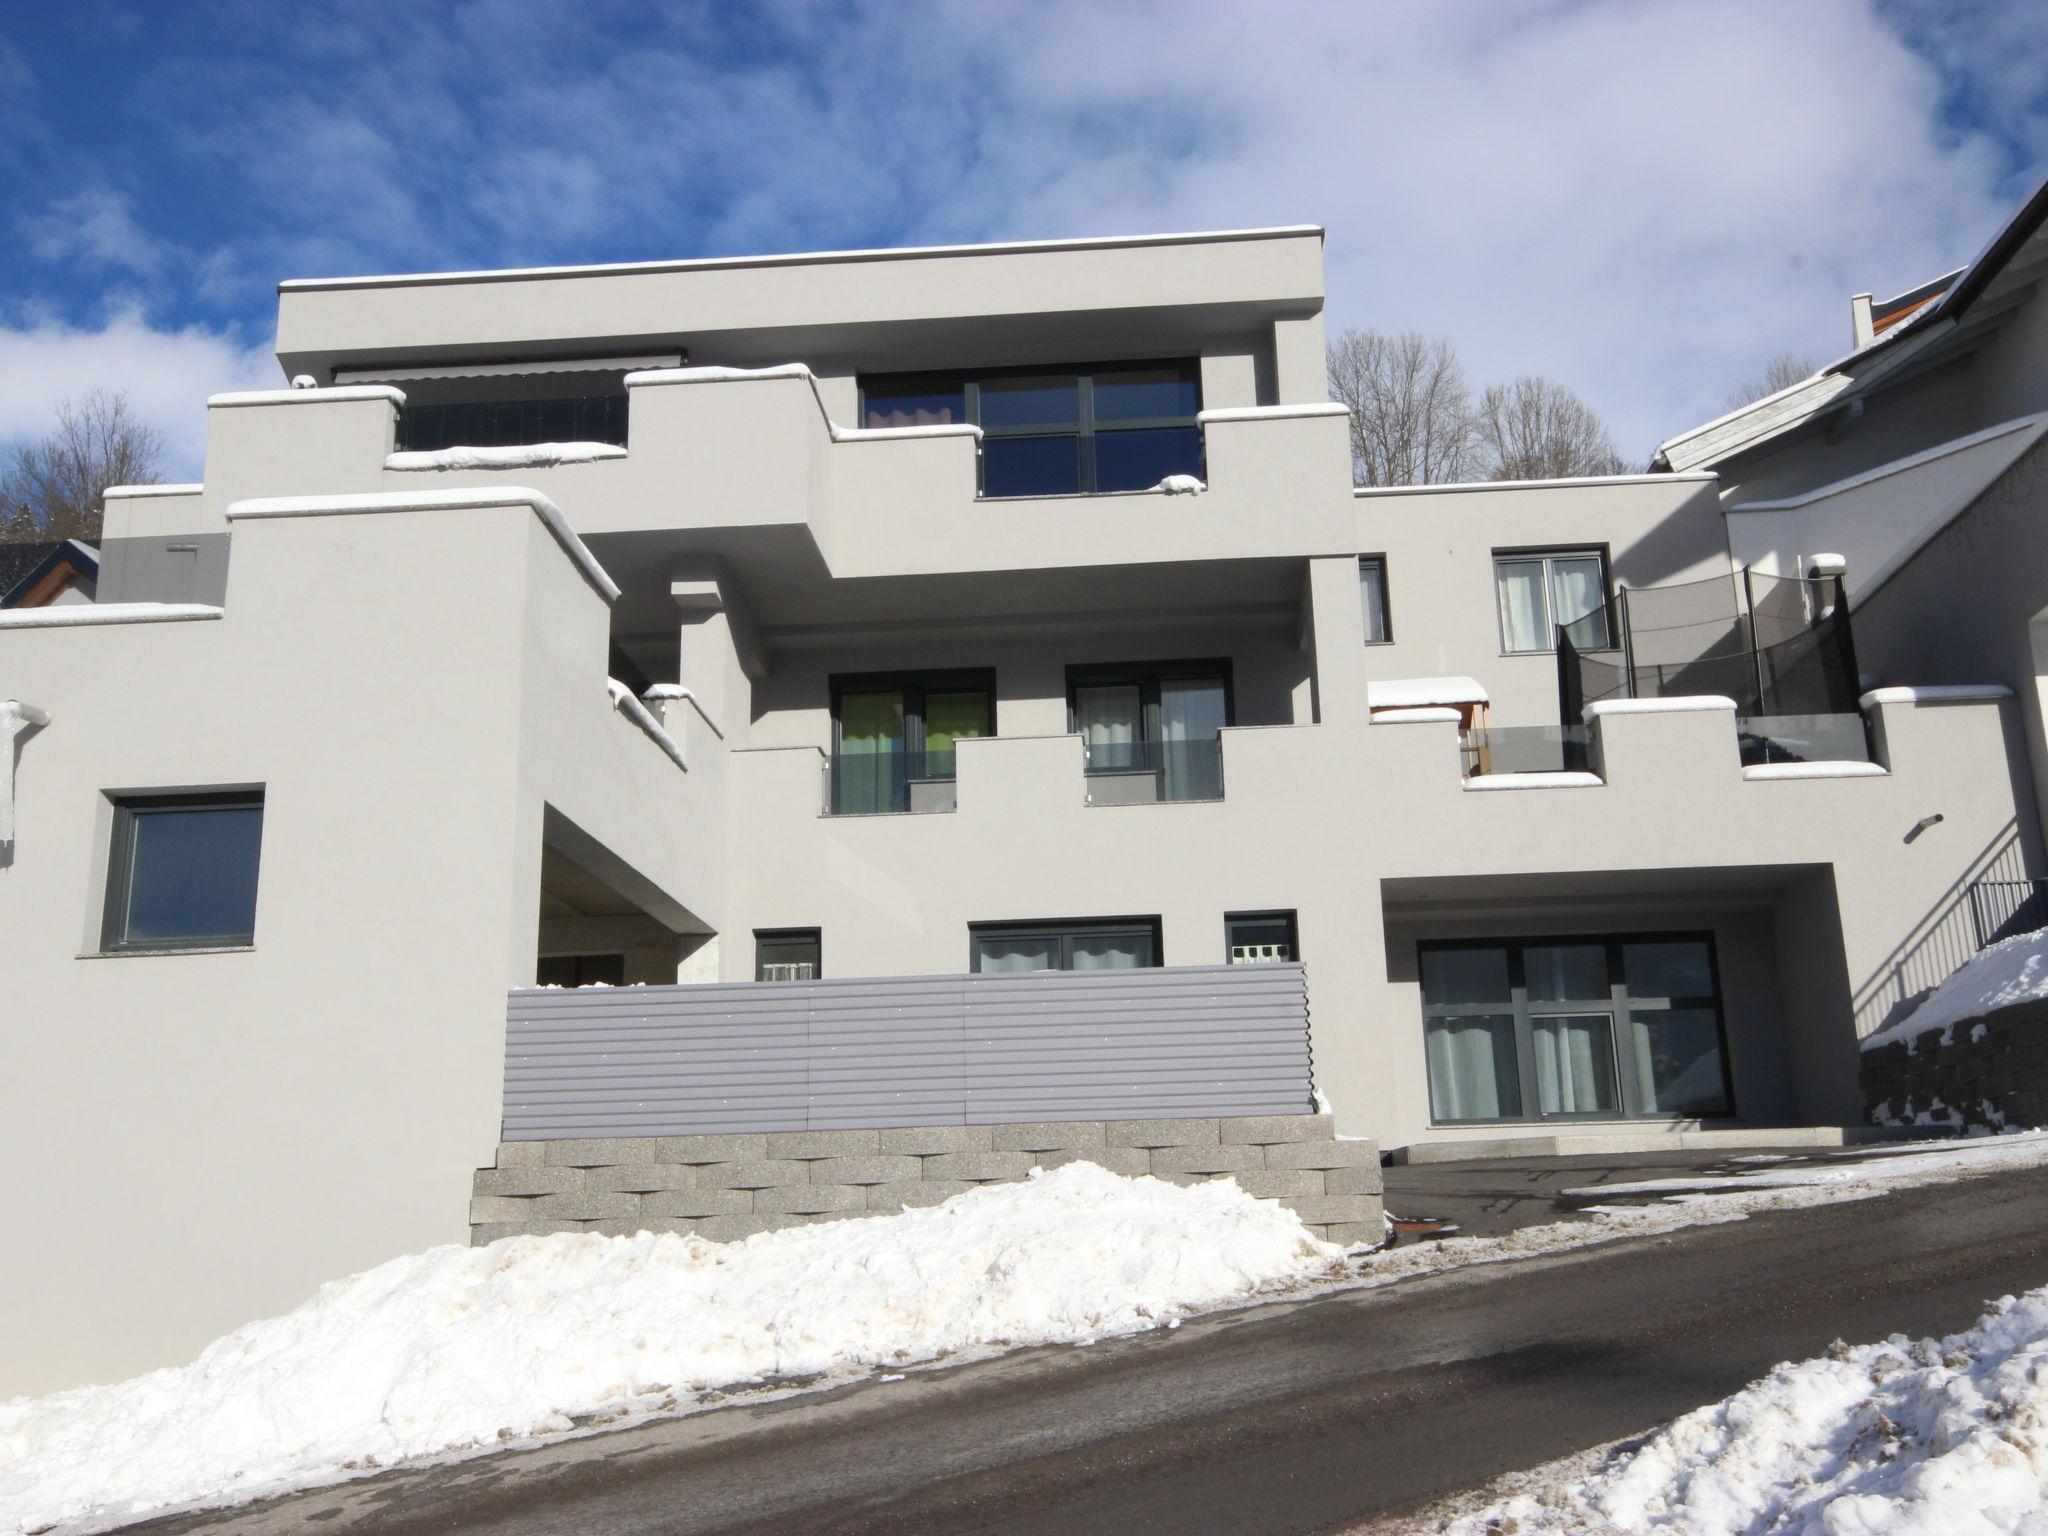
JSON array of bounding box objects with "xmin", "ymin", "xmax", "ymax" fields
[
  {"xmin": 1421, "ymin": 935, "xmax": 1731, "ymax": 1124},
  {"xmin": 831, "ymin": 671, "xmax": 993, "ymax": 814},
  {"xmin": 1068, "ymin": 661, "xmax": 1230, "ymax": 803}
]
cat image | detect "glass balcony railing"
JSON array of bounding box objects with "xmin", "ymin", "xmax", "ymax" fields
[
  {"xmin": 1082, "ymin": 738, "xmax": 1224, "ymax": 805},
  {"xmin": 1466, "ymin": 724, "xmax": 1591, "ymax": 776},
  {"xmin": 823, "ymin": 748, "xmax": 964, "ymax": 816},
  {"xmin": 1735, "ymin": 712, "xmax": 1871, "ymax": 767}
]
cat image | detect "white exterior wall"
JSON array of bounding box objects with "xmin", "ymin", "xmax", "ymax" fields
[{"xmin": 9, "ymin": 225, "xmax": 2043, "ymax": 1395}]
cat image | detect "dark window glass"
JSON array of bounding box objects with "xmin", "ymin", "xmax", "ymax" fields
[
  {"xmin": 1095, "ymin": 426, "xmax": 1202, "ymax": 492},
  {"xmin": 1227, "ymin": 911, "xmax": 1298, "ymax": 964},
  {"xmin": 536, "ymin": 953, "xmax": 625, "ymax": 987},
  {"xmin": 1524, "ymin": 944, "xmax": 1608, "ymax": 1003},
  {"xmin": 1420, "ymin": 946, "xmax": 1512, "ymax": 1007},
  {"xmin": 396, "ymin": 395, "xmax": 628, "ymax": 451},
  {"xmin": 1360, "ymin": 559, "xmax": 1391, "ymax": 644},
  {"xmin": 983, "ymin": 435, "xmax": 1082, "ymax": 497},
  {"xmin": 1623, "ymin": 940, "xmax": 1715, "ymax": 998},
  {"xmin": 1093, "ymin": 369, "xmax": 1200, "ymax": 422},
  {"xmin": 1629, "ymin": 1008, "xmax": 1731, "ymax": 1115},
  {"xmin": 971, "ymin": 919, "xmax": 1160, "ymax": 973},
  {"xmin": 757, "ymin": 930, "xmax": 822, "ymax": 981},
  {"xmin": 106, "ymin": 794, "xmax": 263, "ymax": 949},
  {"xmin": 978, "ymin": 376, "xmax": 1080, "ymax": 431},
  {"xmin": 863, "ymin": 383, "xmax": 966, "ymax": 430}
]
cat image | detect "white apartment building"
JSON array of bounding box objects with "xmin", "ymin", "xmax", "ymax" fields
[{"xmin": 3, "ymin": 195, "xmax": 2043, "ymax": 1395}]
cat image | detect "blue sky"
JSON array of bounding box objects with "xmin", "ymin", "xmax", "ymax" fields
[{"xmin": 2, "ymin": 0, "xmax": 2044, "ymax": 476}]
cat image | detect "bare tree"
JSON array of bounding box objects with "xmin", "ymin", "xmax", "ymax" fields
[
  {"xmin": 1326, "ymin": 327, "xmax": 1480, "ymax": 486},
  {"xmin": 1724, "ymin": 352, "xmax": 1818, "ymax": 411},
  {"xmin": 1472, "ymin": 376, "xmax": 1628, "ymax": 481},
  {"xmin": 2, "ymin": 389, "xmax": 166, "ymax": 544}
]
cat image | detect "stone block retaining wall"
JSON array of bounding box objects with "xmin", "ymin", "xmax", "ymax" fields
[
  {"xmin": 1860, "ymin": 997, "xmax": 2048, "ymax": 1133},
  {"xmin": 472, "ymin": 1114, "xmax": 1382, "ymax": 1246}
]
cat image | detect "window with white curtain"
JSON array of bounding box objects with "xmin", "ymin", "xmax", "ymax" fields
[
  {"xmin": 1493, "ymin": 550, "xmax": 1611, "ymax": 653},
  {"xmin": 1419, "ymin": 935, "xmax": 1730, "ymax": 1123},
  {"xmin": 969, "ymin": 918, "xmax": 1161, "ymax": 973}
]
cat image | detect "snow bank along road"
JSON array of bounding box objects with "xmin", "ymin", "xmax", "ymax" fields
[{"xmin": 123, "ymin": 1162, "xmax": 2048, "ymax": 1536}]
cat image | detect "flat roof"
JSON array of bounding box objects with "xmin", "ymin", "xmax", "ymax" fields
[{"xmin": 279, "ymin": 225, "xmax": 1327, "ymax": 295}]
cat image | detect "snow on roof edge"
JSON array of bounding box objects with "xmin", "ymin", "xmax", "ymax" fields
[
  {"xmin": 1726, "ymin": 414, "xmax": 2048, "ymax": 513},
  {"xmin": 105, "ymin": 483, "xmax": 203, "ymax": 498},
  {"xmin": 225, "ymin": 486, "xmax": 620, "ymax": 604},
  {"xmin": 0, "ymin": 602, "xmax": 222, "ymax": 630},
  {"xmin": 1354, "ymin": 470, "xmax": 1717, "ymax": 498},
  {"xmin": 209, "ymin": 386, "xmax": 404, "ymax": 409},
  {"xmin": 278, "ymin": 225, "xmax": 1328, "ymax": 293}
]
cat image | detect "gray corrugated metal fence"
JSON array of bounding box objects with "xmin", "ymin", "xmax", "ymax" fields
[{"xmin": 503, "ymin": 963, "xmax": 1312, "ymax": 1139}]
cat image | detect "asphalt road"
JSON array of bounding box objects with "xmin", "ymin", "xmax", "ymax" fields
[{"xmin": 137, "ymin": 1165, "xmax": 2048, "ymax": 1536}]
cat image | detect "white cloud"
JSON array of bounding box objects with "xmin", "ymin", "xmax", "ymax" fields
[
  {"xmin": 21, "ymin": 190, "xmax": 169, "ymax": 277},
  {"xmin": 0, "ymin": 308, "xmax": 278, "ymax": 480}
]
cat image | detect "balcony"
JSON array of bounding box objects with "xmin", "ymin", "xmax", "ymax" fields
[
  {"xmin": 1083, "ymin": 737, "xmax": 1226, "ymax": 805},
  {"xmin": 823, "ymin": 748, "xmax": 961, "ymax": 816}
]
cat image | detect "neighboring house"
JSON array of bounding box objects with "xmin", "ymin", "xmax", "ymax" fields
[
  {"xmin": 0, "ymin": 539, "xmax": 98, "ymax": 608},
  {"xmin": 0, "ymin": 210, "xmax": 2038, "ymax": 1395}
]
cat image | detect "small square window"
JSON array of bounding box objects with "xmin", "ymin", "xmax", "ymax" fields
[
  {"xmin": 757, "ymin": 929, "xmax": 821, "ymax": 982},
  {"xmin": 1359, "ymin": 558, "xmax": 1391, "ymax": 644},
  {"xmin": 1227, "ymin": 911, "xmax": 1298, "ymax": 965},
  {"xmin": 102, "ymin": 791, "xmax": 264, "ymax": 951}
]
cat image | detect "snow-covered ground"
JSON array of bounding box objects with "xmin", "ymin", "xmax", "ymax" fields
[
  {"xmin": 1862, "ymin": 926, "xmax": 2048, "ymax": 1052},
  {"xmin": 1411, "ymin": 1287, "xmax": 2048, "ymax": 1535},
  {"xmin": 8, "ymin": 1133, "xmax": 2048, "ymax": 1533},
  {"xmin": 0, "ymin": 1164, "xmax": 1337, "ymax": 1534}
]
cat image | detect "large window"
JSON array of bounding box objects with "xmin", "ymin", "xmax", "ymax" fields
[
  {"xmin": 756, "ymin": 929, "xmax": 822, "ymax": 982},
  {"xmin": 1068, "ymin": 660, "xmax": 1230, "ymax": 804},
  {"xmin": 971, "ymin": 918, "xmax": 1161, "ymax": 973},
  {"xmin": 1420, "ymin": 935, "xmax": 1731, "ymax": 1124},
  {"xmin": 831, "ymin": 670, "xmax": 994, "ymax": 815},
  {"xmin": 101, "ymin": 791, "xmax": 264, "ymax": 952},
  {"xmin": 860, "ymin": 362, "xmax": 1202, "ymax": 497},
  {"xmin": 1494, "ymin": 549, "xmax": 1611, "ymax": 653}
]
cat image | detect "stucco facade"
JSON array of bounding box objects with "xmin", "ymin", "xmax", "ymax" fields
[{"xmin": 3, "ymin": 222, "xmax": 2040, "ymax": 1395}]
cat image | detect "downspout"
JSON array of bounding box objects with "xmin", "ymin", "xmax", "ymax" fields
[{"xmin": 1, "ymin": 700, "xmax": 51, "ymax": 848}]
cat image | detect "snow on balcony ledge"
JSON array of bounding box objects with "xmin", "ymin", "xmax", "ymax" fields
[
  {"xmin": 1858, "ymin": 684, "xmax": 2014, "ymax": 710},
  {"xmin": 607, "ymin": 678, "xmax": 687, "ymax": 771},
  {"xmin": 623, "ymin": 363, "xmax": 815, "ymax": 388},
  {"xmin": 386, "ymin": 442, "xmax": 626, "ymax": 472},
  {"xmin": 1742, "ymin": 761, "xmax": 1889, "ymax": 781},
  {"xmin": 829, "ymin": 423, "xmax": 984, "ymax": 444},
  {"xmin": 1367, "ymin": 675, "xmax": 1488, "ymax": 709},
  {"xmin": 105, "ymin": 483, "xmax": 203, "ymax": 498},
  {"xmin": 0, "ymin": 602, "xmax": 222, "ymax": 630},
  {"xmin": 1372, "ymin": 706, "xmax": 1462, "ymax": 724},
  {"xmin": 1463, "ymin": 771, "xmax": 1603, "ymax": 792},
  {"xmin": 1195, "ymin": 402, "xmax": 1350, "ymax": 425},
  {"xmin": 208, "ymin": 385, "xmax": 406, "ymax": 409},
  {"xmin": 1582, "ymin": 695, "xmax": 1736, "ymax": 722}
]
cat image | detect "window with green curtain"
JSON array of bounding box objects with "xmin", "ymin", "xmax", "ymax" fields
[
  {"xmin": 834, "ymin": 689, "xmax": 904, "ymax": 814},
  {"xmin": 921, "ymin": 690, "xmax": 990, "ymax": 778}
]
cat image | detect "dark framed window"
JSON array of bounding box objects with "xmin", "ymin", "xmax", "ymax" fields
[
  {"xmin": 1067, "ymin": 659, "xmax": 1231, "ymax": 803},
  {"xmin": 1359, "ymin": 557, "xmax": 1392, "ymax": 644},
  {"xmin": 396, "ymin": 394, "xmax": 628, "ymax": 451},
  {"xmin": 859, "ymin": 360, "xmax": 1202, "ymax": 496},
  {"xmin": 756, "ymin": 929, "xmax": 822, "ymax": 982},
  {"xmin": 1227, "ymin": 911, "xmax": 1298, "ymax": 965},
  {"xmin": 1494, "ymin": 548, "xmax": 1612, "ymax": 653},
  {"xmin": 830, "ymin": 669, "xmax": 994, "ymax": 815},
  {"xmin": 101, "ymin": 791, "xmax": 264, "ymax": 952},
  {"xmin": 536, "ymin": 953, "xmax": 625, "ymax": 987},
  {"xmin": 1419, "ymin": 934, "xmax": 1732, "ymax": 1125},
  {"xmin": 970, "ymin": 917, "xmax": 1161, "ymax": 973}
]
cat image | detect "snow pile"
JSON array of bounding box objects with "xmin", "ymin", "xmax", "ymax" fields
[
  {"xmin": 1152, "ymin": 474, "xmax": 1206, "ymax": 494},
  {"xmin": 1561, "ymin": 1130, "xmax": 2048, "ymax": 1201},
  {"xmin": 1862, "ymin": 926, "xmax": 2048, "ymax": 1052},
  {"xmin": 1440, "ymin": 1287, "xmax": 2048, "ymax": 1535},
  {"xmin": 0, "ymin": 1164, "xmax": 1336, "ymax": 1532},
  {"xmin": 385, "ymin": 442, "xmax": 626, "ymax": 471}
]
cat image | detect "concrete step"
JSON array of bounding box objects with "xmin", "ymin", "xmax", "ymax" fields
[{"xmin": 1392, "ymin": 1125, "xmax": 1852, "ymax": 1164}]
